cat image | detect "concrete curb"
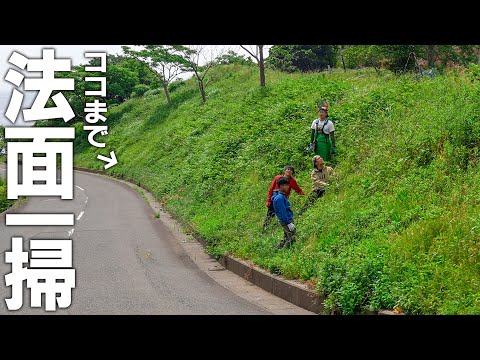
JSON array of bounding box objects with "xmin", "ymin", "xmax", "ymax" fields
[
  {"xmin": 1, "ymin": 163, "xmax": 28, "ymax": 216},
  {"xmin": 73, "ymin": 166, "xmax": 403, "ymax": 315},
  {"xmin": 218, "ymin": 255, "xmax": 324, "ymax": 314},
  {"xmin": 0, "ymin": 197, "xmax": 28, "ymax": 217}
]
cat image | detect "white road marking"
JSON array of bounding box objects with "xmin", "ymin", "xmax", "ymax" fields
[
  {"xmin": 68, "ymin": 228, "xmax": 75, "ymax": 237},
  {"xmin": 85, "ymin": 196, "xmax": 88, "ymax": 204},
  {"xmin": 41, "ymin": 199, "xmax": 57, "ymax": 202},
  {"xmin": 75, "ymin": 185, "xmax": 85, "ymax": 191},
  {"xmin": 77, "ymin": 211, "xmax": 85, "ymax": 221}
]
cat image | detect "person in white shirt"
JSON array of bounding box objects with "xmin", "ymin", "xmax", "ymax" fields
[{"xmin": 310, "ymin": 105, "xmax": 336, "ymax": 161}]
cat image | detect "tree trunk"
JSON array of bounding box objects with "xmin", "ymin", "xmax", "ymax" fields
[
  {"xmin": 427, "ymin": 45, "xmax": 436, "ymax": 68},
  {"xmin": 259, "ymin": 45, "xmax": 266, "ymax": 87},
  {"xmin": 198, "ymin": 78, "xmax": 206, "ymax": 103},
  {"xmin": 341, "ymin": 53, "xmax": 346, "ymax": 72},
  {"xmin": 162, "ymin": 80, "xmax": 172, "ymax": 106}
]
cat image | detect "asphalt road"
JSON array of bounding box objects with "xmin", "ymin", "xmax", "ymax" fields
[{"xmin": 0, "ymin": 164, "xmax": 271, "ymax": 314}]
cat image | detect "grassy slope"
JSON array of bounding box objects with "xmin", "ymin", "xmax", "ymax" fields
[{"xmin": 74, "ymin": 64, "xmax": 480, "ymax": 314}]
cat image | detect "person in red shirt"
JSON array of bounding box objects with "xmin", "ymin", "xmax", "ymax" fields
[{"xmin": 263, "ymin": 165, "xmax": 304, "ymax": 231}]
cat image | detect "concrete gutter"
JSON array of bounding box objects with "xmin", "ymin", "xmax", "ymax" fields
[{"xmin": 73, "ymin": 166, "xmax": 403, "ymax": 315}]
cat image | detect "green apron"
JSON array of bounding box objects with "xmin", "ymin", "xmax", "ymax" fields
[{"xmin": 314, "ymin": 131, "xmax": 331, "ymax": 161}]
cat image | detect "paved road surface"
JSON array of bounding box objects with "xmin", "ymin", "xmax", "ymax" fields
[{"xmin": 0, "ymin": 164, "xmax": 272, "ymax": 314}]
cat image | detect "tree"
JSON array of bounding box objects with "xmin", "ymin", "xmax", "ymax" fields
[
  {"xmin": 172, "ymin": 45, "xmax": 223, "ymax": 103},
  {"xmin": 343, "ymin": 45, "xmax": 421, "ymax": 73},
  {"xmin": 377, "ymin": 45, "xmax": 478, "ymax": 73},
  {"xmin": 343, "ymin": 45, "xmax": 386, "ymax": 73},
  {"xmin": 84, "ymin": 54, "xmax": 159, "ymax": 101},
  {"xmin": 106, "ymin": 63, "xmax": 139, "ymax": 102},
  {"xmin": 122, "ymin": 45, "xmax": 184, "ymax": 107},
  {"xmin": 45, "ymin": 53, "xmax": 168, "ymax": 124},
  {"xmin": 340, "ymin": 45, "xmax": 347, "ymax": 72},
  {"xmin": 240, "ymin": 45, "xmax": 267, "ymax": 86},
  {"xmin": 422, "ymin": 45, "xmax": 480, "ymax": 68},
  {"xmin": 267, "ymin": 45, "xmax": 338, "ymax": 73},
  {"xmin": 216, "ymin": 50, "xmax": 254, "ymax": 66},
  {"xmin": 109, "ymin": 55, "xmax": 161, "ymax": 89},
  {"xmin": 343, "ymin": 45, "xmax": 480, "ymax": 74},
  {"xmin": 426, "ymin": 45, "xmax": 436, "ymax": 68},
  {"xmin": 54, "ymin": 64, "xmax": 92, "ymax": 121},
  {"xmin": 378, "ymin": 45, "xmax": 421, "ymax": 73}
]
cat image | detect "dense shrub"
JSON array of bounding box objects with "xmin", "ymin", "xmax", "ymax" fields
[
  {"xmin": 131, "ymin": 84, "xmax": 151, "ymax": 98},
  {"xmin": 268, "ymin": 45, "xmax": 338, "ymax": 72}
]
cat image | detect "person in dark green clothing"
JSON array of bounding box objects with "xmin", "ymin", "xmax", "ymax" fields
[{"xmin": 309, "ymin": 105, "xmax": 336, "ymax": 161}]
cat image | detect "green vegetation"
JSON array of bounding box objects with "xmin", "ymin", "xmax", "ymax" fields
[
  {"xmin": 342, "ymin": 45, "xmax": 480, "ymax": 73},
  {"xmin": 0, "ymin": 125, "xmax": 5, "ymax": 149},
  {"xmin": 73, "ymin": 63, "xmax": 480, "ymax": 314},
  {"xmin": 267, "ymin": 45, "xmax": 338, "ymax": 72},
  {"xmin": 266, "ymin": 45, "xmax": 480, "ymax": 74},
  {"xmin": 0, "ymin": 127, "xmax": 10, "ymax": 212},
  {"xmin": 0, "ymin": 177, "xmax": 14, "ymax": 213},
  {"xmin": 55, "ymin": 54, "xmax": 160, "ymax": 120}
]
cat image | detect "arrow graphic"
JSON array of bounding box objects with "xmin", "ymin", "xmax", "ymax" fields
[{"xmin": 97, "ymin": 151, "xmax": 118, "ymax": 169}]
